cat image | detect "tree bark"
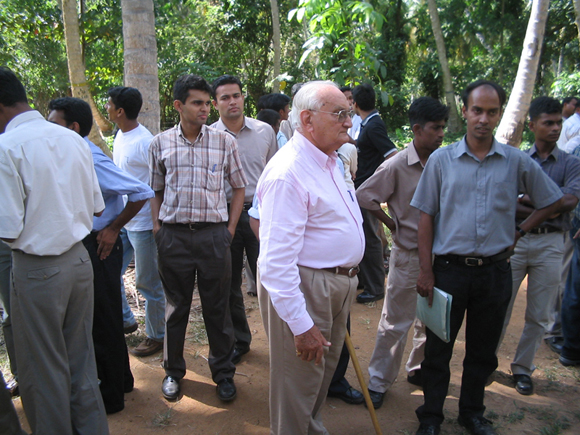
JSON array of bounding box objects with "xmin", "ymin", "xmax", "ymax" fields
[
  {"xmin": 496, "ymin": 0, "xmax": 549, "ymax": 147},
  {"xmin": 426, "ymin": 0, "xmax": 461, "ymax": 133},
  {"xmin": 270, "ymin": 0, "xmax": 281, "ymax": 92},
  {"xmin": 121, "ymin": 0, "xmax": 160, "ymax": 135},
  {"xmin": 574, "ymin": 0, "xmax": 580, "ymax": 52},
  {"xmin": 61, "ymin": 0, "xmax": 112, "ymax": 156}
]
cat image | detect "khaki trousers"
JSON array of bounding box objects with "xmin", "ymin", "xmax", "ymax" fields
[
  {"xmin": 259, "ymin": 265, "xmax": 357, "ymax": 435},
  {"xmin": 367, "ymin": 246, "xmax": 425, "ymax": 393}
]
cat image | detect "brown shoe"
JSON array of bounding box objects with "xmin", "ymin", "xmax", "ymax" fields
[{"xmin": 130, "ymin": 338, "xmax": 163, "ymax": 357}]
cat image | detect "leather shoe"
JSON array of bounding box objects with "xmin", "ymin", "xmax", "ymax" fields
[
  {"xmin": 124, "ymin": 322, "xmax": 138, "ymax": 334},
  {"xmin": 513, "ymin": 374, "xmax": 533, "ymax": 395},
  {"xmin": 559, "ymin": 355, "xmax": 580, "ymax": 367},
  {"xmin": 407, "ymin": 369, "xmax": 423, "ymax": 387},
  {"xmin": 161, "ymin": 376, "xmax": 180, "ymax": 401},
  {"xmin": 5, "ymin": 378, "xmax": 19, "ymax": 397},
  {"xmin": 216, "ymin": 378, "xmax": 237, "ymax": 401},
  {"xmin": 415, "ymin": 423, "xmax": 440, "ymax": 435},
  {"xmin": 364, "ymin": 389, "xmax": 385, "ymax": 409},
  {"xmin": 232, "ymin": 347, "xmax": 249, "ymax": 365},
  {"xmin": 328, "ymin": 386, "xmax": 364, "ymax": 405},
  {"xmin": 457, "ymin": 415, "xmax": 496, "ymax": 435},
  {"xmin": 545, "ymin": 336, "xmax": 563, "ymax": 355},
  {"xmin": 356, "ymin": 291, "xmax": 385, "ymax": 304},
  {"xmin": 130, "ymin": 338, "xmax": 163, "ymax": 357}
]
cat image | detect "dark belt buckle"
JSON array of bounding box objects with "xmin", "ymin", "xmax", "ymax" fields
[
  {"xmin": 347, "ymin": 267, "xmax": 359, "ymax": 277},
  {"xmin": 465, "ymin": 257, "xmax": 483, "ymax": 267},
  {"xmin": 188, "ymin": 223, "xmax": 198, "ymax": 231}
]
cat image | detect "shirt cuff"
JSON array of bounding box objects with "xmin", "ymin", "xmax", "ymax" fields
[
  {"xmin": 383, "ymin": 148, "xmax": 397, "ymax": 158},
  {"xmin": 286, "ymin": 311, "xmax": 315, "ymax": 336},
  {"xmin": 127, "ymin": 191, "xmax": 155, "ymax": 202}
]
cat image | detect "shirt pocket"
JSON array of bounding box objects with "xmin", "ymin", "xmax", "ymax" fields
[
  {"xmin": 200, "ymin": 163, "xmax": 224, "ymax": 192},
  {"xmin": 493, "ymin": 180, "xmax": 514, "ymax": 212}
]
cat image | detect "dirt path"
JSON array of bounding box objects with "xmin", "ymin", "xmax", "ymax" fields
[{"xmin": 8, "ymin": 274, "xmax": 580, "ymax": 434}]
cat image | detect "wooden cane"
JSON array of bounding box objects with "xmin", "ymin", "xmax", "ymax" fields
[{"xmin": 344, "ymin": 330, "xmax": 383, "ymax": 435}]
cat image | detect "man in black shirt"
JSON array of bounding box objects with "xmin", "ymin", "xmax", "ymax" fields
[{"xmin": 353, "ymin": 83, "xmax": 397, "ymax": 303}]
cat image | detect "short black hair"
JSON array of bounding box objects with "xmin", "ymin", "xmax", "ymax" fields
[
  {"xmin": 291, "ymin": 83, "xmax": 304, "ymax": 97},
  {"xmin": 107, "ymin": 86, "xmax": 142, "ymax": 120},
  {"xmin": 48, "ymin": 97, "xmax": 93, "ymax": 137},
  {"xmin": 461, "ymin": 80, "xmax": 506, "ymax": 108},
  {"xmin": 173, "ymin": 74, "xmax": 212, "ymax": 104},
  {"xmin": 409, "ymin": 97, "xmax": 449, "ymax": 128},
  {"xmin": 563, "ymin": 96, "xmax": 578, "ymax": 105},
  {"xmin": 257, "ymin": 109, "xmax": 280, "ymax": 128},
  {"xmin": 258, "ymin": 93, "xmax": 290, "ymax": 112},
  {"xmin": 339, "ymin": 86, "xmax": 352, "ymax": 93},
  {"xmin": 212, "ymin": 75, "xmax": 243, "ymax": 99},
  {"xmin": 0, "ymin": 67, "xmax": 28, "ymax": 106},
  {"xmin": 529, "ymin": 96, "xmax": 562, "ymax": 121},
  {"xmin": 352, "ymin": 83, "xmax": 376, "ymax": 111}
]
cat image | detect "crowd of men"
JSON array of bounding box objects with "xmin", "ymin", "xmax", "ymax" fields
[{"xmin": 2, "ymin": 65, "xmax": 580, "ymax": 435}]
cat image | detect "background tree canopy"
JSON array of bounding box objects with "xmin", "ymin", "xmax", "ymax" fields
[{"xmin": 1, "ymin": 0, "xmax": 579, "ymax": 138}]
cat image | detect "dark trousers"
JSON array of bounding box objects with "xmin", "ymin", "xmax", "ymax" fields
[
  {"xmin": 230, "ymin": 210, "xmax": 258, "ymax": 351},
  {"xmin": 83, "ymin": 232, "xmax": 133, "ymax": 414},
  {"xmin": 156, "ymin": 223, "xmax": 235, "ymax": 384},
  {"xmin": 562, "ymin": 219, "xmax": 580, "ymax": 360},
  {"xmin": 328, "ymin": 316, "xmax": 352, "ymax": 394},
  {"xmin": 358, "ymin": 208, "xmax": 385, "ymax": 296},
  {"xmin": 416, "ymin": 256, "xmax": 511, "ymax": 426}
]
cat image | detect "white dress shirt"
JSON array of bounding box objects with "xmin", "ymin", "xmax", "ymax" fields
[
  {"xmin": 0, "ymin": 111, "xmax": 104, "ymax": 255},
  {"xmin": 113, "ymin": 123, "xmax": 154, "ymax": 231},
  {"xmin": 257, "ymin": 131, "xmax": 365, "ymax": 335},
  {"xmin": 559, "ymin": 112, "xmax": 580, "ymax": 151}
]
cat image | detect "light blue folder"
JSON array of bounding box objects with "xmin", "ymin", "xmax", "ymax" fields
[{"xmin": 416, "ymin": 287, "xmax": 453, "ymax": 343}]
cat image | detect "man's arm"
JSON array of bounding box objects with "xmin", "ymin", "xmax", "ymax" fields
[
  {"xmin": 515, "ymin": 198, "xmax": 563, "ymax": 247},
  {"xmin": 151, "ymin": 190, "xmax": 164, "ymax": 235},
  {"xmin": 96, "ymin": 199, "xmax": 147, "ymax": 260},
  {"xmin": 416, "ymin": 211, "xmax": 435, "ymax": 306},
  {"xmin": 228, "ymin": 187, "xmax": 245, "ymax": 237},
  {"xmin": 369, "ymin": 209, "xmax": 395, "ymax": 232}
]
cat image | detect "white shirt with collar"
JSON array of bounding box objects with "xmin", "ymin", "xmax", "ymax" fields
[
  {"xmin": 558, "ymin": 112, "xmax": 580, "ymax": 151},
  {"xmin": 0, "ymin": 111, "xmax": 104, "ymax": 255}
]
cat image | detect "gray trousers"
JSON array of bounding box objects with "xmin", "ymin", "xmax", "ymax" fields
[
  {"xmin": 259, "ymin": 265, "xmax": 357, "ymax": 435},
  {"xmin": 11, "ymin": 242, "xmax": 108, "ymax": 435},
  {"xmin": 0, "ymin": 241, "xmax": 16, "ymax": 380}
]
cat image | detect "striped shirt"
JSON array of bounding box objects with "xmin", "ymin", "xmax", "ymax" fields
[{"xmin": 149, "ymin": 123, "xmax": 247, "ymax": 223}]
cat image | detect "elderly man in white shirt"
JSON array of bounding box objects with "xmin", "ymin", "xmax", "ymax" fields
[{"xmin": 257, "ymin": 81, "xmax": 365, "ymax": 435}]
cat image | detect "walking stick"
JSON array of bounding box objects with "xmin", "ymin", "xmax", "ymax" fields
[{"xmin": 344, "ymin": 330, "xmax": 383, "ymax": 435}]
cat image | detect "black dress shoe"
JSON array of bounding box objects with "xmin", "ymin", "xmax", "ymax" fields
[
  {"xmin": 232, "ymin": 347, "xmax": 249, "ymax": 365},
  {"xmin": 560, "ymin": 355, "xmax": 580, "ymax": 366},
  {"xmin": 356, "ymin": 291, "xmax": 385, "ymax": 304},
  {"xmin": 415, "ymin": 423, "xmax": 440, "ymax": 435},
  {"xmin": 457, "ymin": 415, "xmax": 496, "ymax": 435},
  {"xmin": 161, "ymin": 375, "xmax": 180, "ymax": 401},
  {"xmin": 328, "ymin": 386, "xmax": 364, "ymax": 405},
  {"xmin": 217, "ymin": 378, "xmax": 237, "ymax": 401},
  {"xmin": 513, "ymin": 374, "xmax": 533, "ymax": 395},
  {"xmin": 545, "ymin": 336, "xmax": 564, "ymax": 355},
  {"xmin": 363, "ymin": 389, "xmax": 385, "ymax": 409},
  {"xmin": 407, "ymin": 369, "xmax": 423, "ymax": 387}
]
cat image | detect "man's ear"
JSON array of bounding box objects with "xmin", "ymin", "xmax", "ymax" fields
[
  {"xmin": 411, "ymin": 123, "xmax": 422, "ymax": 137},
  {"xmin": 300, "ymin": 110, "xmax": 313, "ymax": 133},
  {"xmin": 461, "ymin": 105, "xmax": 467, "ymax": 119},
  {"xmin": 173, "ymin": 100, "xmax": 182, "ymax": 114},
  {"xmin": 70, "ymin": 121, "xmax": 81, "ymax": 135}
]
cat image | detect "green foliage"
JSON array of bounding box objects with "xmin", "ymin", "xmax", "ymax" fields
[{"xmin": 552, "ymin": 72, "xmax": 580, "ymax": 99}]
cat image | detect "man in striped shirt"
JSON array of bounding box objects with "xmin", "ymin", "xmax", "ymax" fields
[{"xmin": 149, "ymin": 74, "xmax": 247, "ymax": 403}]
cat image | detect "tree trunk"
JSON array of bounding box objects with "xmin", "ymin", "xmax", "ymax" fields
[
  {"xmin": 61, "ymin": 0, "xmax": 112, "ymax": 156},
  {"xmin": 574, "ymin": 0, "xmax": 580, "ymax": 51},
  {"xmin": 270, "ymin": 0, "xmax": 281, "ymax": 92},
  {"xmin": 426, "ymin": 0, "xmax": 461, "ymax": 133},
  {"xmin": 496, "ymin": 0, "xmax": 549, "ymax": 147},
  {"xmin": 121, "ymin": 0, "xmax": 160, "ymax": 135}
]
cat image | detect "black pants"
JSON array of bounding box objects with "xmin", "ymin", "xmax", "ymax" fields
[
  {"xmin": 416, "ymin": 256, "xmax": 511, "ymax": 426},
  {"xmin": 83, "ymin": 232, "xmax": 133, "ymax": 414},
  {"xmin": 230, "ymin": 210, "xmax": 258, "ymax": 351},
  {"xmin": 358, "ymin": 208, "xmax": 385, "ymax": 296},
  {"xmin": 156, "ymin": 223, "xmax": 235, "ymax": 384}
]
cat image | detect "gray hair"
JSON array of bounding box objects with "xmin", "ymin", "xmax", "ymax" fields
[{"xmin": 290, "ymin": 80, "xmax": 338, "ymax": 131}]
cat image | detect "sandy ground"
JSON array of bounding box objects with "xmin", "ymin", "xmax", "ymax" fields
[{"xmin": 6, "ymin": 270, "xmax": 580, "ymax": 435}]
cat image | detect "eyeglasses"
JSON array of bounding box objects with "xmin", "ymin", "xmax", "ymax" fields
[{"xmin": 311, "ymin": 109, "xmax": 354, "ymax": 123}]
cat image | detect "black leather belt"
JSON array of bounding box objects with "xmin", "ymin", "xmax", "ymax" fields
[
  {"xmin": 322, "ymin": 266, "xmax": 360, "ymax": 277},
  {"xmin": 527, "ymin": 227, "xmax": 559, "ymax": 235},
  {"xmin": 436, "ymin": 250, "xmax": 514, "ymax": 267},
  {"xmin": 243, "ymin": 202, "xmax": 253, "ymax": 211},
  {"xmin": 165, "ymin": 222, "xmax": 215, "ymax": 231}
]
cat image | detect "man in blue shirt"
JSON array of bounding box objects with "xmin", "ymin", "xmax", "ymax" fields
[
  {"xmin": 48, "ymin": 97, "xmax": 154, "ymax": 413},
  {"xmin": 411, "ymin": 81, "xmax": 563, "ymax": 435}
]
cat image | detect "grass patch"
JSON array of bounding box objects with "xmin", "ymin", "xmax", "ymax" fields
[
  {"xmin": 187, "ymin": 320, "xmax": 208, "ymax": 345},
  {"xmin": 152, "ymin": 408, "xmax": 174, "ymax": 427},
  {"xmin": 539, "ymin": 417, "xmax": 571, "ymax": 435}
]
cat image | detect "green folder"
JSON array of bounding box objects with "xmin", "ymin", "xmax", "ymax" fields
[{"xmin": 416, "ymin": 287, "xmax": 453, "ymax": 343}]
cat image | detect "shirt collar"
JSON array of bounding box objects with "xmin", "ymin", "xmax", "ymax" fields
[
  {"xmin": 294, "ymin": 131, "xmax": 338, "ymax": 171},
  {"xmin": 407, "ymin": 141, "xmax": 422, "ymax": 167},
  {"xmin": 177, "ymin": 123, "xmax": 206, "ymax": 144},
  {"xmin": 529, "ymin": 143, "xmax": 559, "ymax": 162},
  {"xmin": 215, "ymin": 116, "xmax": 249, "ymax": 137},
  {"xmin": 452, "ymin": 135, "xmax": 506, "ymax": 160},
  {"xmin": 361, "ymin": 110, "xmax": 379, "ymax": 127},
  {"xmin": 5, "ymin": 110, "xmax": 43, "ymax": 132}
]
